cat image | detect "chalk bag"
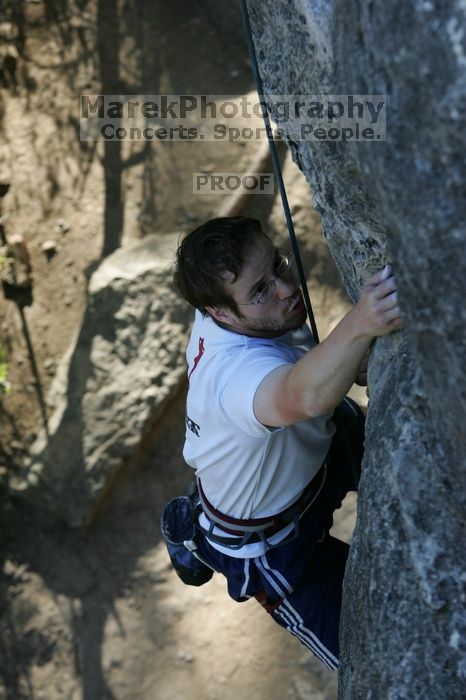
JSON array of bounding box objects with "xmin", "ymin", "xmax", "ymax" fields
[{"xmin": 160, "ymin": 496, "xmax": 214, "ymax": 587}]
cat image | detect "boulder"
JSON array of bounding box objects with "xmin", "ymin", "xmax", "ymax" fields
[
  {"xmin": 10, "ymin": 234, "xmax": 193, "ymax": 525},
  {"xmin": 247, "ymin": 0, "xmax": 465, "ymax": 696}
]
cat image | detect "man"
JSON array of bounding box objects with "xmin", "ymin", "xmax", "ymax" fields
[{"xmin": 173, "ymin": 216, "xmax": 402, "ymax": 669}]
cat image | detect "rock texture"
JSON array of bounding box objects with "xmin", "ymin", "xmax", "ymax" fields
[
  {"xmin": 10, "ymin": 234, "xmax": 193, "ymax": 525},
  {"xmin": 247, "ymin": 0, "xmax": 466, "ymax": 697}
]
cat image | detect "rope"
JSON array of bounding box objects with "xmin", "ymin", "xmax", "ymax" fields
[
  {"xmin": 239, "ymin": 0, "xmax": 319, "ymax": 344},
  {"xmin": 240, "ymin": 0, "xmax": 361, "ymax": 488}
]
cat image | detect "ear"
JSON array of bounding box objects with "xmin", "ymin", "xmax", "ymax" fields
[{"xmin": 206, "ymin": 305, "xmax": 237, "ymax": 324}]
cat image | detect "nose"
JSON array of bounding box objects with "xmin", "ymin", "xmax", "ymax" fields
[{"xmin": 275, "ymin": 276, "xmax": 296, "ymax": 299}]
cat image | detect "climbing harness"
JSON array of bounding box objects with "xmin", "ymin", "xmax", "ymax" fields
[{"xmin": 196, "ymin": 465, "xmax": 327, "ymax": 550}]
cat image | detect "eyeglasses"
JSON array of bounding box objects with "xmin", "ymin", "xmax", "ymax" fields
[{"xmin": 238, "ymin": 250, "xmax": 294, "ymax": 306}]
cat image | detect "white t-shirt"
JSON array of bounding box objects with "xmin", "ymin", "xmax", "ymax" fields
[{"xmin": 183, "ymin": 311, "xmax": 335, "ymax": 525}]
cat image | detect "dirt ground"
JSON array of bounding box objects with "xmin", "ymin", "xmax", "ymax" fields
[{"xmin": 0, "ymin": 2, "xmax": 366, "ymax": 698}]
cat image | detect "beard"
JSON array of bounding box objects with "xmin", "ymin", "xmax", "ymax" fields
[{"xmin": 234, "ymin": 293, "xmax": 307, "ymax": 337}]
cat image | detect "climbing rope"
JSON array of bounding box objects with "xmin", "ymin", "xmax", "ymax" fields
[
  {"xmin": 240, "ymin": 0, "xmax": 361, "ymax": 488},
  {"xmin": 239, "ymin": 0, "xmax": 319, "ymax": 344}
]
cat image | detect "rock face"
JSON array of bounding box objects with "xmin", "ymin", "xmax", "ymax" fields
[
  {"xmin": 10, "ymin": 234, "xmax": 193, "ymax": 525},
  {"xmin": 247, "ymin": 0, "xmax": 466, "ymax": 697}
]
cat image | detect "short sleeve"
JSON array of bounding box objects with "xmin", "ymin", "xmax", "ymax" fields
[{"xmin": 219, "ymin": 346, "xmax": 294, "ymax": 437}]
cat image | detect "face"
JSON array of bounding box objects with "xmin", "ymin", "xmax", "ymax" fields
[{"xmin": 207, "ymin": 237, "xmax": 307, "ymax": 337}]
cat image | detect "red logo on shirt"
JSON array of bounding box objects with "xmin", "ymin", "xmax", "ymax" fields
[{"xmin": 188, "ymin": 336, "xmax": 205, "ymax": 380}]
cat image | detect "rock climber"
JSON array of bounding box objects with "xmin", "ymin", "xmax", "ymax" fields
[{"xmin": 173, "ymin": 216, "xmax": 402, "ymax": 668}]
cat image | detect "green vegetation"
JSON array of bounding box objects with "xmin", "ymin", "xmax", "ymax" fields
[{"xmin": 0, "ymin": 345, "xmax": 11, "ymax": 395}]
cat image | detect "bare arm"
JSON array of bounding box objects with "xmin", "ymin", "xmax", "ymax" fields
[{"xmin": 253, "ymin": 266, "xmax": 402, "ymax": 426}]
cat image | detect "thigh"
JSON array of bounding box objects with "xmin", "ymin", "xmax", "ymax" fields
[
  {"xmin": 196, "ymin": 533, "xmax": 265, "ymax": 601},
  {"xmin": 270, "ymin": 534, "xmax": 349, "ymax": 669}
]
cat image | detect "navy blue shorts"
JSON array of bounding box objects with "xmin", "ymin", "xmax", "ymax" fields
[{"xmin": 196, "ymin": 399, "xmax": 365, "ymax": 669}]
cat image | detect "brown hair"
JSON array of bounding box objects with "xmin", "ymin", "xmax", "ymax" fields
[{"xmin": 173, "ymin": 217, "xmax": 267, "ymax": 316}]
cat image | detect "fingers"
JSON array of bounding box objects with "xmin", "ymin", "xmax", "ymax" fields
[
  {"xmin": 388, "ymin": 307, "xmax": 404, "ymax": 325},
  {"xmin": 359, "ymin": 263, "xmax": 404, "ymax": 336},
  {"xmin": 380, "ymin": 264, "xmax": 391, "ymax": 281},
  {"xmin": 366, "ymin": 269, "xmax": 396, "ymax": 291},
  {"xmin": 384, "ymin": 305, "xmax": 402, "ymax": 324},
  {"xmin": 364, "ymin": 265, "xmax": 398, "ymax": 301},
  {"xmin": 375, "ymin": 288, "xmax": 401, "ymax": 324},
  {"xmin": 376, "ymin": 303, "xmax": 404, "ymax": 335},
  {"xmin": 371, "ymin": 288, "xmax": 403, "ymax": 331},
  {"xmin": 365, "ymin": 264, "xmax": 392, "ymax": 286},
  {"xmin": 378, "ymin": 289, "xmax": 398, "ymax": 310}
]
